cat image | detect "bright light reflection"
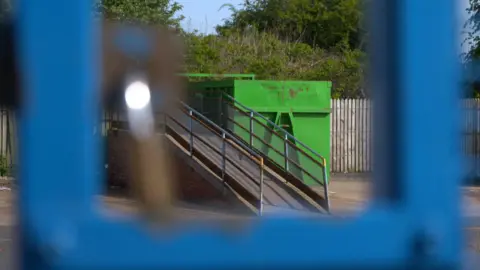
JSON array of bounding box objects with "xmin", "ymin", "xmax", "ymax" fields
[{"xmin": 124, "ymin": 81, "xmax": 151, "ymax": 109}]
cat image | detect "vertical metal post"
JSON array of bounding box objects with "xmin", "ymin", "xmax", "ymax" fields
[
  {"xmin": 221, "ymin": 132, "xmax": 226, "ymax": 181},
  {"xmin": 189, "ymin": 110, "xmax": 193, "ymax": 156},
  {"xmin": 284, "ymin": 133, "xmax": 289, "ymax": 171},
  {"xmin": 219, "ymin": 91, "xmax": 223, "ymax": 128},
  {"xmin": 249, "ymin": 111, "xmax": 254, "ymax": 147},
  {"xmin": 322, "ymin": 158, "xmax": 330, "ymax": 213},
  {"xmin": 259, "ymin": 158, "xmax": 264, "ymax": 216}
]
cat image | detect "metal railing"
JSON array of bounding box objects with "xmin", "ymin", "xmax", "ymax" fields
[
  {"xmin": 165, "ymin": 102, "xmax": 266, "ymax": 215},
  {"xmin": 101, "ymin": 97, "xmax": 328, "ymax": 213},
  {"xmin": 219, "ymin": 94, "xmax": 329, "ymax": 208},
  {"xmin": 222, "ymin": 94, "xmax": 327, "ymax": 164}
]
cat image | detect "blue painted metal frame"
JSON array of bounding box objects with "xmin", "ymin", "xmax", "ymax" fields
[{"xmin": 15, "ymin": 0, "xmax": 463, "ymax": 269}]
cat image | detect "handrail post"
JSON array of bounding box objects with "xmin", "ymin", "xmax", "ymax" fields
[
  {"xmin": 259, "ymin": 158, "xmax": 264, "ymax": 216},
  {"xmin": 322, "ymin": 158, "xmax": 330, "ymax": 212},
  {"xmin": 189, "ymin": 110, "xmax": 193, "ymax": 156},
  {"xmin": 249, "ymin": 111, "xmax": 254, "ymax": 147},
  {"xmin": 221, "ymin": 132, "xmax": 226, "ymax": 181},
  {"xmin": 219, "ymin": 92, "xmax": 223, "ymax": 128},
  {"xmin": 284, "ymin": 133, "xmax": 289, "ymax": 172}
]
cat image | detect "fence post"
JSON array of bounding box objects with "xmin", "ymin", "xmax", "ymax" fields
[
  {"xmin": 284, "ymin": 133, "xmax": 289, "ymax": 172},
  {"xmin": 249, "ymin": 111, "xmax": 254, "ymax": 147},
  {"xmin": 189, "ymin": 110, "xmax": 193, "ymax": 156},
  {"xmin": 259, "ymin": 158, "xmax": 264, "ymax": 216}
]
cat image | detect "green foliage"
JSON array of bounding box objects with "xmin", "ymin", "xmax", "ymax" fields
[
  {"xmin": 184, "ymin": 30, "xmax": 366, "ymax": 98},
  {"xmin": 216, "ymin": 0, "xmax": 365, "ymax": 50},
  {"xmin": 95, "ymin": 0, "xmax": 184, "ymax": 28},
  {"xmin": 2, "ymin": 0, "xmax": 368, "ymax": 98},
  {"xmin": 205, "ymin": 0, "xmax": 367, "ymax": 97},
  {"xmin": 464, "ymin": 1, "xmax": 480, "ymax": 97},
  {"xmin": 466, "ymin": 0, "xmax": 480, "ymax": 60},
  {"xmin": 95, "ymin": 0, "xmax": 367, "ymax": 98}
]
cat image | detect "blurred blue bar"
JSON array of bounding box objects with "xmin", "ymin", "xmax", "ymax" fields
[
  {"xmin": 400, "ymin": 0, "xmax": 462, "ymax": 266},
  {"xmin": 16, "ymin": 0, "xmax": 99, "ymax": 268},
  {"xmin": 14, "ymin": 0, "xmax": 468, "ymax": 269}
]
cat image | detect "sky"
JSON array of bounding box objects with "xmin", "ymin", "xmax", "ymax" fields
[
  {"xmin": 177, "ymin": 0, "xmax": 243, "ymax": 33},
  {"xmin": 178, "ymin": 0, "xmax": 472, "ymax": 51}
]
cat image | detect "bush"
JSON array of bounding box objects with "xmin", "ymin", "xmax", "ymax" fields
[{"xmin": 183, "ymin": 30, "xmax": 366, "ymax": 98}]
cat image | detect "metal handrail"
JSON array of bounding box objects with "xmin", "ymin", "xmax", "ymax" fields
[
  {"xmin": 102, "ymin": 106, "xmax": 266, "ymax": 215},
  {"xmin": 221, "ymin": 93, "xmax": 327, "ymax": 167},
  {"xmin": 218, "ymin": 94, "xmax": 329, "ymax": 208},
  {"xmin": 220, "ymin": 95, "xmax": 328, "ymax": 186},
  {"xmin": 223, "ymin": 112, "xmax": 329, "ymax": 211},
  {"xmin": 225, "ymin": 107, "xmax": 326, "ymax": 170},
  {"xmin": 228, "ymin": 116, "xmax": 322, "ymax": 181},
  {"xmin": 179, "ymin": 101, "xmax": 261, "ymax": 159},
  {"xmin": 166, "ymin": 114, "xmax": 261, "ymax": 184},
  {"xmin": 176, "ymin": 102, "xmax": 265, "ymax": 215}
]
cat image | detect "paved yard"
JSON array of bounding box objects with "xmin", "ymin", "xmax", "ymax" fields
[
  {"xmin": 325, "ymin": 178, "xmax": 480, "ymax": 256},
  {"xmin": 0, "ymin": 178, "xmax": 478, "ymax": 268}
]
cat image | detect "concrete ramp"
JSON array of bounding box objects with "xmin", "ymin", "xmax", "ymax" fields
[
  {"xmin": 105, "ymin": 103, "xmax": 329, "ymax": 216},
  {"xmin": 165, "ymin": 106, "xmax": 328, "ymax": 215}
]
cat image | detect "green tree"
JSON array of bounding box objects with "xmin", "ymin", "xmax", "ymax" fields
[
  {"xmin": 95, "ymin": 0, "xmax": 184, "ymax": 28},
  {"xmin": 465, "ymin": 0, "xmax": 480, "ymax": 60},
  {"xmin": 216, "ymin": 0, "xmax": 365, "ymax": 50},
  {"xmin": 464, "ymin": 0, "xmax": 480, "ymax": 97},
  {"xmin": 184, "ymin": 31, "xmax": 366, "ymax": 98}
]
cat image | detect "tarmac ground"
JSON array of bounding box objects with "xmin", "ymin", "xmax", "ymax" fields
[{"xmin": 0, "ymin": 177, "xmax": 478, "ymax": 268}]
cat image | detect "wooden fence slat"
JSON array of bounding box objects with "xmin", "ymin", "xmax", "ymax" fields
[{"xmin": 2, "ymin": 98, "xmax": 480, "ymax": 175}]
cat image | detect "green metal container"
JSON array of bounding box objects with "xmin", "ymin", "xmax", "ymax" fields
[
  {"xmin": 232, "ymin": 80, "xmax": 331, "ymax": 185},
  {"xmin": 182, "ymin": 74, "xmax": 253, "ymax": 126},
  {"xmin": 185, "ymin": 80, "xmax": 234, "ymax": 126},
  {"xmin": 185, "ymin": 77, "xmax": 331, "ymax": 186}
]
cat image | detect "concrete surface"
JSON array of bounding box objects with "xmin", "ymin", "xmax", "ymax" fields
[
  {"xmin": 0, "ymin": 180, "xmax": 479, "ymax": 268},
  {"xmin": 0, "ymin": 190, "xmax": 13, "ymax": 270},
  {"xmin": 0, "ymin": 226, "xmax": 12, "ymax": 270}
]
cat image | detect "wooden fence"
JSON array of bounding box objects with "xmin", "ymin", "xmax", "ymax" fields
[
  {"xmin": 330, "ymin": 99, "xmax": 480, "ymax": 175},
  {"xmin": 331, "ymin": 99, "xmax": 373, "ymax": 173},
  {"xmin": 2, "ymin": 99, "xmax": 480, "ymax": 175}
]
